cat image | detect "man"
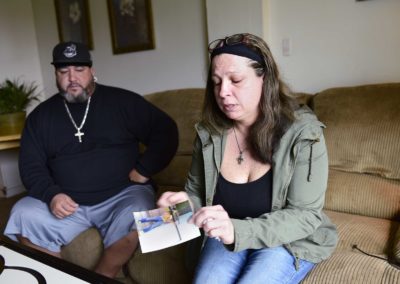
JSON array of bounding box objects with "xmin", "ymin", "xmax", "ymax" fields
[{"xmin": 4, "ymin": 41, "xmax": 179, "ymax": 278}]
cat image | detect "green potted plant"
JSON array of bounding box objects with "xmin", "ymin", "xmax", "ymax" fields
[{"xmin": 0, "ymin": 79, "xmax": 40, "ymax": 136}]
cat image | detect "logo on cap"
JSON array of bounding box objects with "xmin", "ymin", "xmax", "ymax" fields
[{"xmin": 63, "ymin": 44, "xmax": 77, "ymax": 58}]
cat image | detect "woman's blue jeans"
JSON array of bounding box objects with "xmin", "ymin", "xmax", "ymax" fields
[{"xmin": 193, "ymin": 237, "xmax": 315, "ymax": 284}]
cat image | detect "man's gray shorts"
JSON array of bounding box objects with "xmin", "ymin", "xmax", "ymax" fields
[{"xmin": 4, "ymin": 184, "xmax": 155, "ymax": 253}]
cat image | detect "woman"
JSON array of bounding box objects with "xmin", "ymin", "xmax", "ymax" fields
[{"xmin": 158, "ymin": 33, "xmax": 337, "ymax": 284}]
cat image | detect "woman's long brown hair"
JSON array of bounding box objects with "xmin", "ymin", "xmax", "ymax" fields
[{"xmin": 201, "ymin": 33, "xmax": 298, "ymax": 164}]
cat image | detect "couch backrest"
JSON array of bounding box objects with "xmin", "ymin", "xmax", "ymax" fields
[
  {"xmin": 145, "ymin": 85, "xmax": 400, "ymax": 220},
  {"xmin": 311, "ymin": 83, "xmax": 400, "ymax": 220},
  {"xmin": 144, "ymin": 88, "xmax": 205, "ymax": 191}
]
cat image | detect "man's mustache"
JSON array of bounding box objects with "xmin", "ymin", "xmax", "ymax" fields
[{"xmin": 67, "ymin": 83, "xmax": 83, "ymax": 89}]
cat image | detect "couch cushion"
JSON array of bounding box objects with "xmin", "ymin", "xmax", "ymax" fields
[
  {"xmin": 303, "ymin": 250, "xmax": 400, "ymax": 284},
  {"xmin": 303, "ymin": 210, "xmax": 400, "ymax": 284},
  {"xmin": 144, "ymin": 89, "xmax": 204, "ymax": 155},
  {"xmin": 311, "ymin": 83, "xmax": 400, "ymax": 179},
  {"xmin": 325, "ymin": 210, "xmax": 397, "ymax": 254},
  {"xmin": 144, "ymin": 89, "xmax": 204, "ymax": 187},
  {"xmin": 324, "ymin": 169, "xmax": 400, "ymax": 220},
  {"xmin": 128, "ymin": 243, "xmax": 192, "ymax": 284},
  {"xmin": 61, "ymin": 228, "xmax": 103, "ymax": 270},
  {"xmin": 152, "ymin": 155, "xmax": 192, "ymax": 188},
  {"xmin": 155, "ymin": 185, "xmax": 185, "ymax": 199}
]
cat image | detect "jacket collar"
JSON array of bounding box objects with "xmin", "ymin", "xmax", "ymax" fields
[{"xmin": 195, "ymin": 123, "xmax": 226, "ymax": 172}]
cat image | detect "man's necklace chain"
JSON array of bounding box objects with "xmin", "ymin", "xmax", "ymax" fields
[{"xmin": 63, "ymin": 96, "xmax": 91, "ymax": 143}]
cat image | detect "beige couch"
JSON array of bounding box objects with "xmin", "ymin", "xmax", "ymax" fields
[
  {"xmin": 61, "ymin": 84, "xmax": 400, "ymax": 283},
  {"xmin": 303, "ymin": 83, "xmax": 400, "ymax": 283}
]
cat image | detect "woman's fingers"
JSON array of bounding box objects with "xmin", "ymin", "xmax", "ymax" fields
[
  {"xmin": 157, "ymin": 191, "xmax": 189, "ymax": 207},
  {"xmin": 191, "ymin": 205, "xmax": 234, "ymax": 244}
]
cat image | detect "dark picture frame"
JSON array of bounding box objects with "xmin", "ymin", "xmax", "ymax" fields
[
  {"xmin": 107, "ymin": 0, "xmax": 155, "ymax": 54},
  {"xmin": 54, "ymin": 0, "xmax": 94, "ymax": 49}
]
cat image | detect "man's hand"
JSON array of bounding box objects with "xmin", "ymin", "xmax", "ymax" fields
[
  {"xmin": 50, "ymin": 193, "xmax": 78, "ymax": 219},
  {"xmin": 129, "ymin": 169, "xmax": 149, "ymax": 183}
]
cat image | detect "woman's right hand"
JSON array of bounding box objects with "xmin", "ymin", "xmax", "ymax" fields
[{"xmin": 157, "ymin": 191, "xmax": 190, "ymax": 208}]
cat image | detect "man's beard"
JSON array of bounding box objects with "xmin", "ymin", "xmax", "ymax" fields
[{"xmin": 58, "ymin": 80, "xmax": 95, "ymax": 103}]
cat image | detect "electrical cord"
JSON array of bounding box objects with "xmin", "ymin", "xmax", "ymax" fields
[{"xmin": 352, "ymin": 244, "xmax": 400, "ymax": 270}]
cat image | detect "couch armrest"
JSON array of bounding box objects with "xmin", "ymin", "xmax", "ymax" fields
[{"xmin": 394, "ymin": 225, "xmax": 400, "ymax": 264}]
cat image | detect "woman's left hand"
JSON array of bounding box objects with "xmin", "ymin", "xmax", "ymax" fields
[{"xmin": 190, "ymin": 205, "xmax": 234, "ymax": 245}]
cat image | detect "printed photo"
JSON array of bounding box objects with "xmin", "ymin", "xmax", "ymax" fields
[{"xmin": 133, "ymin": 201, "xmax": 200, "ymax": 253}]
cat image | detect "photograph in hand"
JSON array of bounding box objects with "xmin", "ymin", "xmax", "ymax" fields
[{"xmin": 133, "ymin": 201, "xmax": 200, "ymax": 253}]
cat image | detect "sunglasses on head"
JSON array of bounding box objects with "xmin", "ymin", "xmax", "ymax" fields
[
  {"xmin": 208, "ymin": 34, "xmax": 249, "ymax": 54},
  {"xmin": 208, "ymin": 33, "xmax": 265, "ymax": 65}
]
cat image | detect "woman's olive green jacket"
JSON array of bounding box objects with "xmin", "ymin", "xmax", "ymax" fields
[{"xmin": 185, "ymin": 106, "xmax": 338, "ymax": 265}]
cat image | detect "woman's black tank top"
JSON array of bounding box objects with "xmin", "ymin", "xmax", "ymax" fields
[{"xmin": 213, "ymin": 170, "xmax": 272, "ymax": 219}]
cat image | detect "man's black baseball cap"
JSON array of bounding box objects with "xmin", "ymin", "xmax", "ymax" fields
[{"xmin": 51, "ymin": 41, "xmax": 92, "ymax": 68}]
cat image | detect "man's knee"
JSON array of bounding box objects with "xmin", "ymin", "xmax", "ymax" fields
[
  {"xmin": 125, "ymin": 230, "xmax": 138, "ymax": 242},
  {"xmin": 114, "ymin": 231, "xmax": 138, "ymax": 247},
  {"xmin": 10, "ymin": 197, "xmax": 49, "ymax": 225},
  {"xmin": 103, "ymin": 231, "xmax": 139, "ymax": 255}
]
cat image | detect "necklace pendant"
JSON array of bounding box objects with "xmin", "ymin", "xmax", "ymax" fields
[
  {"xmin": 75, "ymin": 129, "xmax": 84, "ymax": 143},
  {"xmin": 236, "ymin": 152, "xmax": 244, "ymax": 165},
  {"xmin": 64, "ymin": 96, "xmax": 91, "ymax": 144}
]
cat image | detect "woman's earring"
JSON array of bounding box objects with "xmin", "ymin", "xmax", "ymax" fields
[{"xmin": 93, "ymin": 76, "xmax": 98, "ymax": 82}]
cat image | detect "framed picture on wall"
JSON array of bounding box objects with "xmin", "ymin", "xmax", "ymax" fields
[
  {"xmin": 107, "ymin": 0, "xmax": 155, "ymax": 54},
  {"xmin": 54, "ymin": 0, "xmax": 94, "ymax": 49}
]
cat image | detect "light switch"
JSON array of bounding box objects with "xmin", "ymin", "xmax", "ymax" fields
[{"xmin": 282, "ymin": 38, "xmax": 291, "ymax": 56}]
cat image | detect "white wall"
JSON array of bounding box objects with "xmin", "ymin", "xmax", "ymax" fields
[
  {"xmin": 267, "ymin": 0, "xmax": 400, "ymax": 93},
  {"xmin": 0, "ymin": 0, "xmax": 45, "ymax": 111},
  {"xmin": 2, "ymin": 0, "xmax": 399, "ymax": 98},
  {"xmin": 206, "ymin": 0, "xmax": 263, "ymax": 42},
  {"xmin": 31, "ymin": 0, "xmax": 208, "ymax": 97}
]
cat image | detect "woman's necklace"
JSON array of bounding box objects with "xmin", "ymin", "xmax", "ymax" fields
[
  {"xmin": 233, "ymin": 127, "xmax": 245, "ymax": 165},
  {"xmin": 63, "ymin": 96, "xmax": 91, "ymax": 143}
]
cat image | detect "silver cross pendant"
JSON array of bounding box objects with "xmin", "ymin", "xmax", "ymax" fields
[{"xmin": 74, "ymin": 129, "xmax": 84, "ymax": 143}]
